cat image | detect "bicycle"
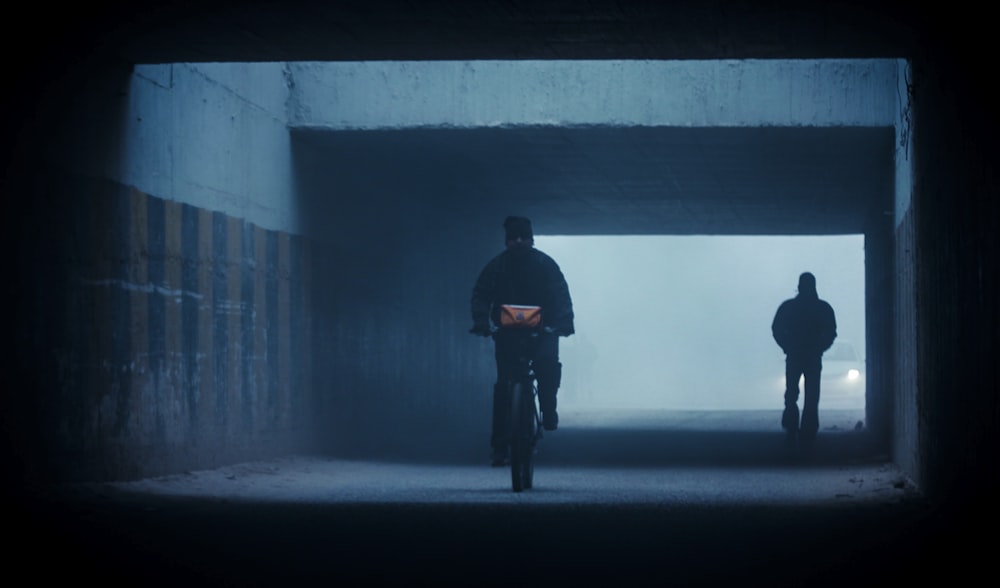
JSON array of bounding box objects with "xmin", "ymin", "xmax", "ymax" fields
[{"xmin": 492, "ymin": 325, "xmax": 553, "ymax": 492}]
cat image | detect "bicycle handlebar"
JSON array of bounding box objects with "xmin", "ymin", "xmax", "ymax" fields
[
  {"xmin": 469, "ymin": 325, "xmax": 568, "ymax": 338},
  {"xmin": 488, "ymin": 325, "xmax": 562, "ymax": 337}
]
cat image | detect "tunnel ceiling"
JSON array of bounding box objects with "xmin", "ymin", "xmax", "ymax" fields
[
  {"xmin": 36, "ymin": 0, "xmax": 922, "ymax": 237},
  {"xmin": 98, "ymin": 0, "xmax": 925, "ymax": 64},
  {"xmin": 294, "ymin": 125, "xmax": 894, "ymax": 236}
]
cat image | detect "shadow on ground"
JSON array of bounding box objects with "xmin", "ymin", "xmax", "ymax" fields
[{"xmin": 15, "ymin": 408, "xmax": 986, "ymax": 587}]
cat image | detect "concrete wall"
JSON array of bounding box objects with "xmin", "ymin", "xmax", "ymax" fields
[
  {"xmin": 909, "ymin": 52, "xmax": 999, "ymax": 500},
  {"xmin": 9, "ymin": 62, "xmax": 317, "ymax": 483},
  {"xmin": 291, "ymin": 133, "xmax": 500, "ymax": 461},
  {"xmin": 56, "ymin": 62, "xmax": 301, "ymax": 234},
  {"xmin": 289, "ymin": 59, "xmax": 898, "ymax": 129},
  {"xmin": 892, "ymin": 59, "xmax": 920, "ymax": 483}
]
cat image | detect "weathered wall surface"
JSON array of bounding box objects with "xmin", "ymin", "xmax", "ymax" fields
[
  {"xmin": 288, "ymin": 59, "xmax": 898, "ymax": 129},
  {"xmin": 42, "ymin": 62, "xmax": 301, "ymax": 234},
  {"xmin": 910, "ymin": 50, "xmax": 999, "ymax": 501},
  {"xmin": 8, "ymin": 62, "xmax": 317, "ymax": 483},
  {"xmin": 291, "ymin": 134, "xmax": 499, "ymax": 461},
  {"xmin": 15, "ymin": 176, "xmax": 313, "ymax": 482},
  {"xmin": 892, "ymin": 59, "xmax": 920, "ymax": 483}
]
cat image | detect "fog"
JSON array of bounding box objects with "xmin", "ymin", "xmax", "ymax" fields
[{"xmin": 535, "ymin": 234, "xmax": 866, "ymax": 411}]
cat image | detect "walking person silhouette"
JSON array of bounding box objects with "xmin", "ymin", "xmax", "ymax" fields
[{"xmin": 771, "ymin": 272, "xmax": 837, "ymax": 453}]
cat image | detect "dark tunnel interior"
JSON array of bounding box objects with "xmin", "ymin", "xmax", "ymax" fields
[
  {"xmin": 283, "ymin": 121, "xmax": 895, "ymax": 469},
  {"xmin": 5, "ymin": 2, "xmax": 997, "ymax": 585}
]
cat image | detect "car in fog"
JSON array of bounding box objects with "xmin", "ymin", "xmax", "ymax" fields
[{"xmin": 780, "ymin": 339, "xmax": 865, "ymax": 407}]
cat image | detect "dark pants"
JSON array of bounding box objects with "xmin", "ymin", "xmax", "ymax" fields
[
  {"xmin": 783, "ymin": 353, "xmax": 822, "ymax": 442},
  {"xmin": 491, "ymin": 331, "xmax": 561, "ymax": 451}
]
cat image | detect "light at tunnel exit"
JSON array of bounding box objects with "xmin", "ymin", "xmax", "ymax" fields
[{"xmin": 533, "ymin": 234, "xmax": 866, "ymax": 413}]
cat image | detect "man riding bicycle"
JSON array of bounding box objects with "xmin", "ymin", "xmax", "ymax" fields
[{"xmin": 470, "ymin": 216, "xmax": 575, "ymax": 466}]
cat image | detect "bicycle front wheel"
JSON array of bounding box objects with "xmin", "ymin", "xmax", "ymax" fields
[{"xmin": 509, "ymin": 381, "xmax": 533, "ymax": 492}]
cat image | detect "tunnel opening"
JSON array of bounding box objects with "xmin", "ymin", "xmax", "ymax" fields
[
  {"xmin": 16, "ymin": 5, "xmax": 982, "ymax": 583},
  {"xmin": 294, "ymin": 119, "xmax": 894, "ymax": 467},
  {"xmin": 535, "ymin": 234, "xmax": 867, "ymax": 429},
  {"xmin": 34, "ymin": 58, "xmax": 898, "ymax": 478}
]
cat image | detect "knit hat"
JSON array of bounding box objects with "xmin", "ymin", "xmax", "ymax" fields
[
  {"xmin": 798, "ymin": 272, "xmax": 817, "ymax": 294},
  {"xmin": 504, "ymin": 216, "xmax": 533, "ymax": 242}
]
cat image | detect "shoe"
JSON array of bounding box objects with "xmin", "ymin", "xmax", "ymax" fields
[
  {"xmin": 542, "ymin": 410, "xmax": 559, "ymax": 431},
  {"xmin": 781, "ymin": 407, "xmax": 799, "ymax": 432}
]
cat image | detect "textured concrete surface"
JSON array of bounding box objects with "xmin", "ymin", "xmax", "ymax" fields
[
  {"xmin": 68, "ymin": 454, "xmax": 912, "ymax": 507},
  {"xmin": 289, "ymin": 60, "xmax": 898, "ymax": 129},
  {"xmin": 17, "ymin": 410, "xmax": 991, "ymax": 587},
  {"xmin": 20, "ymin": 449, "xmax": 977, "ymax": 587}
]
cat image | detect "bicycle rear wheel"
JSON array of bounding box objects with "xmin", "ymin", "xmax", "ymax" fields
[{"xmin": 509, "ymin": 381, "xmax": 534, "ymax": 492}]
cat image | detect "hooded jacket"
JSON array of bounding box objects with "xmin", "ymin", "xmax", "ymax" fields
[
  {"xmin": 771, "ymin": 286, "xmax": 837, "ymax": 357},
  {"xmin": 471, "ymin": 246, "xmax": 575, "ymax": 335}
]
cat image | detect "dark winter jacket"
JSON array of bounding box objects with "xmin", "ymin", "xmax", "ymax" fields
[
  {"xmin": 771, "ymin": 291, "xmax": 837, "ymax": 357},
  {"xmin": 471, "ymin": 246, "xmax": 575, "ymax": 335}
]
